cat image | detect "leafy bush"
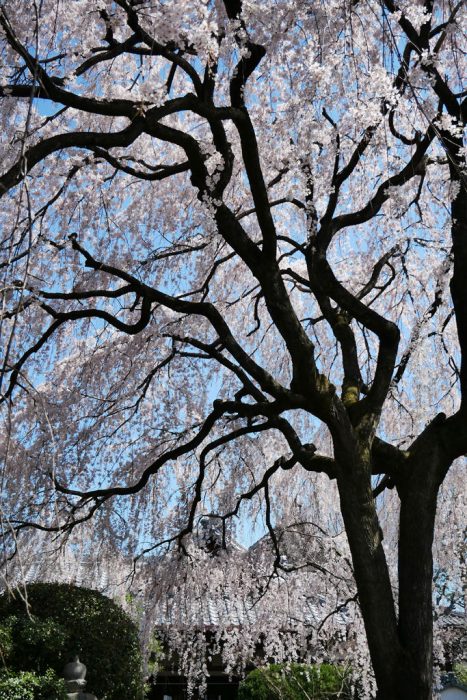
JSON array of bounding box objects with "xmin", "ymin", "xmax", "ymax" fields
[
  {"xmin": 238, "ymin": 663, "xmax": 354, "ymax": 700},
  {"xmin": 0, "ymin": 668, "xmax": 67, "ymax": 700},
  {"xmin": 0, "ymin": 621, "xmax": 13, "ymax": 666},
  {"xmin": 453, "ymin": 663, "xmax": 467, "ymax": 686},
  {"xmin": 2, "ymin": 615, "xmax": 69, "ymax": 674},
  {"xmin": 0, "ymin": 583, "xmax": 144, "ymax": 700}
]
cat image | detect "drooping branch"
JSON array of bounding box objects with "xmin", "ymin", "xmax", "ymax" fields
[
  {"xmin": 113, "ymin": 0, "xmax": 203, "ymax": 95},
  {"xmin": 327, "ymin": 127, "xmax": 436, "ymax": 238},
  {"xmin": 66, "ymin": 236, "xmax": 289, "ymax": 401},
  {"xmin": 0, "ymin": 122, "xmax": 146, "ymax": 195}
]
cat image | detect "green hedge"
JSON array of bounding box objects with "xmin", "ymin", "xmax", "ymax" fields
[
  {"xmin": 0, "ymin": 583, "xmax": 144, "ymax": 700},
  {"xmin": 238, "ymin": 663, "xmax": 354, "ymax": 700},
  {"xmin": 0, "ymin": 668, "xmax": 67, "ymax": 700},
  {"xmin": 453, "ymin": 664, "xmax": 467, "ymax": 686}
]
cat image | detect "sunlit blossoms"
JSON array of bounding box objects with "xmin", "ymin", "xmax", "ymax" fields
[{"xmin": 0, "ymin": 2, "xmax": 465, "ymax": 699}]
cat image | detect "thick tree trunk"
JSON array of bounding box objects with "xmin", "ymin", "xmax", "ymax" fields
[
  {"xmin": 397, "ymin": 480, "xmax": 437, "ymax": 700},
  {"xmin": 334, "ymin": 452, "xmax": 403, "ymax": 699},
  {"xmin": 396, "ymin": 432, "xmax": 449, "ymax": 700},
  {"xmin": 335, "ymin": 435, "xmax": 446, "ymax": 700}
]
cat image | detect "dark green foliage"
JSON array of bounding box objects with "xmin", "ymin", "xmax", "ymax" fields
[
  {"xmin": 238, "ymin": 663, "xmax": 354, "ymax": 700},
  {"xmin": 0, "ymin": 583, "xmax": 144, "ymax": 700},
  {"xmin": 2, "ymin": 615, "xmax": 68, "ymax": 673},
  {"xmin": 0, "ymin": 668, "xmax": 67, "ymax": 700}
]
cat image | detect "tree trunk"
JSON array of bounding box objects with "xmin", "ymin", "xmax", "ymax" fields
[
  {"xmin": 397, "ymin": 481, "xmax": 437, "ymax": 700},
  {"xmin": 335, "ymin": 436, "xmax": 446, "ymax": 700},
  {"xmin": 396, "ymin": 434, "xmax": 448, "ymax": 700},
  {"xmin": 334, "ymin": 450, "xmax": 403, "ymax": 699}
]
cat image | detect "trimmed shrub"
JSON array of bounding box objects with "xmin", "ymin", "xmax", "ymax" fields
[
  {"xmin": 453, "ymin": 663, "xmax": 467, "ymax": 686},
  {"xmin": 0, "ymin": 668, "xmax": 67, "ymax": 700},
  {"xmin": 0, "ymin": 583, "xmax": 143, "ymax": 700},
  {"xmin": 238, "ymin": 663, "xmax": 354, "ymax": 700}
]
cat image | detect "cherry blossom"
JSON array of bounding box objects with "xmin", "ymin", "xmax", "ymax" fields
[{"xmin": 0, "ymin": 2, "xmax": 465, "ymax": 698}]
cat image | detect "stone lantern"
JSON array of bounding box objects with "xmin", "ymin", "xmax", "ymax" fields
[{"xmin": 62, "ymin": 656, "xmax": 98, "ymax": 700}]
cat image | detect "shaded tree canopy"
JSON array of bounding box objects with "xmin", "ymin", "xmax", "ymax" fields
[{"xmin": 0, "ymin": 2, "xmax": 465, "ymax": 699}]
